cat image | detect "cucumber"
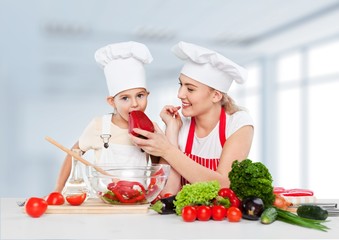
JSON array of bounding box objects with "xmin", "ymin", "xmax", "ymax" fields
[
  {"xmin": 260, "ymin": 207, "xmax": 278, "ymax": 224},
  {"xmin": 297, "ymin": 205, "xmax": 328, "ymax": 220}
]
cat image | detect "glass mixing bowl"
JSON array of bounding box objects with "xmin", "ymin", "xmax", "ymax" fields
[{"xmin": 89, "ymin": 164, "xmax": 170, "ymax": 205}]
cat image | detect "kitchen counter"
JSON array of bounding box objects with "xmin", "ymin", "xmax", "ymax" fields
[{"xmin": 1, "ymin": 198, "xmax": 339, "ymax": 239}]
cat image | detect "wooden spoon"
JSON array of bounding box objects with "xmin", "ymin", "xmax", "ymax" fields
[{"xmin": 45, "ymin": 136, "xmax": 111, "ymax": 176}]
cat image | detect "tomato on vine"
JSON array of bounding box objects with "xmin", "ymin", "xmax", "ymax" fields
[{"xmin": 181, "ymin": 206, "xmax": 197, "ymax": 222}]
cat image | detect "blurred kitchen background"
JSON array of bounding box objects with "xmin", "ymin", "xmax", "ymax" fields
[{"xmin": 1, "ymin": 0, "xmax": 339, "ymax": 199}]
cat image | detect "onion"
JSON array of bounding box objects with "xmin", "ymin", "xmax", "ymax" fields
[{"xmin": 273, "ymin": 194, "xmax": 292, "ymax": 210}]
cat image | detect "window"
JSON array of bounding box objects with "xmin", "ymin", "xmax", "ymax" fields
[
  {"xmin": 273, "ymin": 39, "xmax": 339, "ymax": 198},
  {"xmin": 308, "ymin": 40, "xmax": 339, "ymax": 78}
]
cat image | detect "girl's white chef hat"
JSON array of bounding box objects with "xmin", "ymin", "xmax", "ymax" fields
[
  {"xmin": 171, "ymin": 41, "xmax": 247, "ymax": 93},
  {"xmin": 95, "ymin": 41, "xmax": 153, "ymax": 97}
]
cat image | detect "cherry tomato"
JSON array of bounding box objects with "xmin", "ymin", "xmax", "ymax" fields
[
  {"xmin": 181, "ymin": 206, "xmax": 197, "ymax": 222},
  {"xmin": 227, "ymin": 206, "xmax": 242, "ymax": 222},
  {"xmin": 197, "ymin": 205, "xmax": 212, "ymax": 221},
  {"xmin": 162, "ymin": 193, "xmax": 173, "ymax": 198},
  {"xmin": 65, "ymin": 193, "xmax": 87, "ymax": 206},
  {"xmin": 211, "ymin": 205, "xmax": 227, "ymax": 221},
  {"xmin": 25, "ymin": 197, "xmax": 48, "ymax": 218},
  {"xmin": 46, "ymin": 192, "xmax": 65, "ymax": 205},
  {"xmin": 150, "ymin": 194, "xmax": 161, "ymax": 205}
]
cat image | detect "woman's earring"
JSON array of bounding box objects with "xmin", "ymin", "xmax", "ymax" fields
[{"xmin": 113, "ymin": 108, "xmax": 117, "ymax": 115}]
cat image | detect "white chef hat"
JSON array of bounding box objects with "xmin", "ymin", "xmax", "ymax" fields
[
  {"xmin": 171, "ymin": 41, "xmax": 247, "ymax": 93},
  {"xmin": 95, "ymin": 41, "xmax": 153, "ymax": 97}
]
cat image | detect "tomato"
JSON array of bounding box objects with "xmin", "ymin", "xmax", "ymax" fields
[
  {"xmin": 162, "ymin": 193, "xmax": 173, "ymax": 198},
  {"xmin": 25, "ymin": 197, "xmax": 48, "ymax": 218},
  {"xmin": 46, "ymin": 192, "xmax": 65, "ymax": 205},
  {"xmin": 150, "ymin": 194, "xmax": 161, "ymax": 205},
  {"xmin": 181, "ymin": 206, "xmax": 197, "ymax": 222},
  {"xmin": 218, "ymin": 188, "xmax": 241, "ymax": 208},
  {"xmin": 197, "ymin": 205, "xmax": 211, "ymax": 221},
  {"xmin": 211, "ymin": 205, "xmax": 227, "ymax": 221},
  {"xmin": 227, "ymin": 206, "xmax": 242, "ymax": 222},
  {"xmin": 65, "ymin": 193, "xmax": 87, "ymax": 206}
]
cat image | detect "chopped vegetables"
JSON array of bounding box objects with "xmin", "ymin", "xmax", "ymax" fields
[{"xmin": 103, "ymin": 180, "xmax": 146, "ymax": 204}]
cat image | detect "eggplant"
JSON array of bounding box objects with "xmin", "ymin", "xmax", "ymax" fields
[
  {"xmin": 241, "ymin": 197, "xmax": 265, "ymax": 220},
  {"xmin": 150, "ymin": 195, "xmax": 176, "ymax": 215}
]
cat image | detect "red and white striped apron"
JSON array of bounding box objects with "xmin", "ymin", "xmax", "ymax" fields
[{"xmin": 181, "ymin": 108, "xmax": 226, "ymax": 186}]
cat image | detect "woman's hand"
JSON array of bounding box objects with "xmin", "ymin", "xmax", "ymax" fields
[
  {"xmin": 130, "ymin": 123, "xmax": 175, "ymax": 158},
  {"xmin": 160, "ymin": 105, "xmax": 182, "ymax": 129}
]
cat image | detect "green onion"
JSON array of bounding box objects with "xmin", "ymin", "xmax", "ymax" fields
[{"xmin": 276, "ymin": 208, "xmax": 330, "ymax": 232}]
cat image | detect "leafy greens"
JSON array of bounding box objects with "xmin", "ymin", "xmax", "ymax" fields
[
  {"xmin": 229, "ymin": 159, "xmax": 275, "ymax": 206},
  {"xmin": 174, "ymin": 180, "xmax": 220, "ymax": 215}
]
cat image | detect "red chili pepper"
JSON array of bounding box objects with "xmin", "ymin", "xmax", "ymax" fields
[{"xmin": 281, "ymin": 188, "xmax": 314, "ymax": 197}]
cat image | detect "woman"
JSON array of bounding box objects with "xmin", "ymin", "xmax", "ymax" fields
[
  {"xmin": 130, "ymin": 41, "xmax": 254, "ymax": 195},
  {"xmin": 54, "ymin": 41, "xmax": 156, "ymax": 193}
]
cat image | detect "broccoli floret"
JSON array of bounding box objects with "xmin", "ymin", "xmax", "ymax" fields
[
  {"xmin": 229, "ymin": 159, "xmax": 275, "ymax": 206},
  {"xmin": 174, "ymin": 181, "xmax": 220, "ymax": 215}
]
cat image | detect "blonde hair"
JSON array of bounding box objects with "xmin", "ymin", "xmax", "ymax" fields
[{"xmin": 221, "ymin": 93, "xmax": 242, "ymax": 114}]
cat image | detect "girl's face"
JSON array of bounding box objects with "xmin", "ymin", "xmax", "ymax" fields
[
  {"xmin": 177, "ymin": 74, "xmax": 217, "ymax": 117},
  {"xmin": 108, "ymin": 88, "xmax": 149, "ymax": 126}
]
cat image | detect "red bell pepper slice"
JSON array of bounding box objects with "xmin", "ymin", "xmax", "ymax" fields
[
  {"xmin": 273, "ymin": 187, "xmax": 286, "ymax": 194},
  {"xmin": 109, "ymin": 180, "xmax": 146, "ymax": 204},
  {"xmin": 281, "ymin": 188, "xmax": 314, "ymax": 197}
]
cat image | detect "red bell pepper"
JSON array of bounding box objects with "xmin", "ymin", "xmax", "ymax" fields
[
  {"xmin": 281, "ymin": 188, "xmax": 314, "ymax": 197},
  {"xmin": 128, "ymin": 111, "xmax": 154, "ymax": 138},
  {"xmin": 109, "ymin": 180, "xmax": 146, "ymax": 204},
  {"xmin": 273, "ymin": 187, "xmax": 286, "ymax": 194}
]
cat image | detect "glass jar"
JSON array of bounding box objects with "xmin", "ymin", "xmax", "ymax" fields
[{"xmin": 62, "ymin": 149, "xmax": 91, "ymax": 199}]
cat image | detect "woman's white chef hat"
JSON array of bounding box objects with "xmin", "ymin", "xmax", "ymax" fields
[
  {"xmin": 95, "ymin": 41, "xmax": 153, "ymax": 97},
  {"xmin": 171, "ymin": 41, "xmax": 247, "ymax": 93}
]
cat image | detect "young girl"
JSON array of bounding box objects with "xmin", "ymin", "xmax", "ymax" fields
[
  {"xmin": 54, "ymin": 41, "xmax": 155, "ymax": 192},
  {"xmin": 130, "ymin": 41, "xmax": 254, "ymax": 195}
]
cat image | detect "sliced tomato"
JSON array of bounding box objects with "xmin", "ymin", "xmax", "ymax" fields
[
  {"xmin": 46, "ymin": 192, "xmax": 65, "ymax": 205},
  {"xmin": 66, "ymin": 193, "xmax": 87, "ymax": 206}
]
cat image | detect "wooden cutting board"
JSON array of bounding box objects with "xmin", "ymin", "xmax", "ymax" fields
[{"xmin": 24, "ymin": 198, "xmax": 150, "ymax": 214}]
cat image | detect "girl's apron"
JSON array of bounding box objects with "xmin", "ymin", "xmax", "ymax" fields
[
  {"xmin": 98, "ymin": 114, "xmax": 148, "ymax": 166},
  {"xmin": 181, "ymin": 108, "xmax": 226, "ymax": 185}
]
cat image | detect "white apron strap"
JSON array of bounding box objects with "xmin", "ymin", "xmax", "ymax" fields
[{"xmin": 100, "ymin": 114, "xmax": 112, "ymax": 148}]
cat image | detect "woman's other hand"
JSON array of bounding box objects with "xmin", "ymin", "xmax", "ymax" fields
[{"xmin": 130, "ymin": 123, "xmax": 175, "ymax": 158}]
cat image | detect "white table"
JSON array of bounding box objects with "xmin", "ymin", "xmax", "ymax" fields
[{"xmin": 1, "ymin": 198, "xmax": 339, "ymax": 239}]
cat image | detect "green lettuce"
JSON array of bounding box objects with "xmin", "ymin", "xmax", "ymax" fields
[{"xmin": 174, "ymin": 181, "xmax": 220, "ymax": 215}]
